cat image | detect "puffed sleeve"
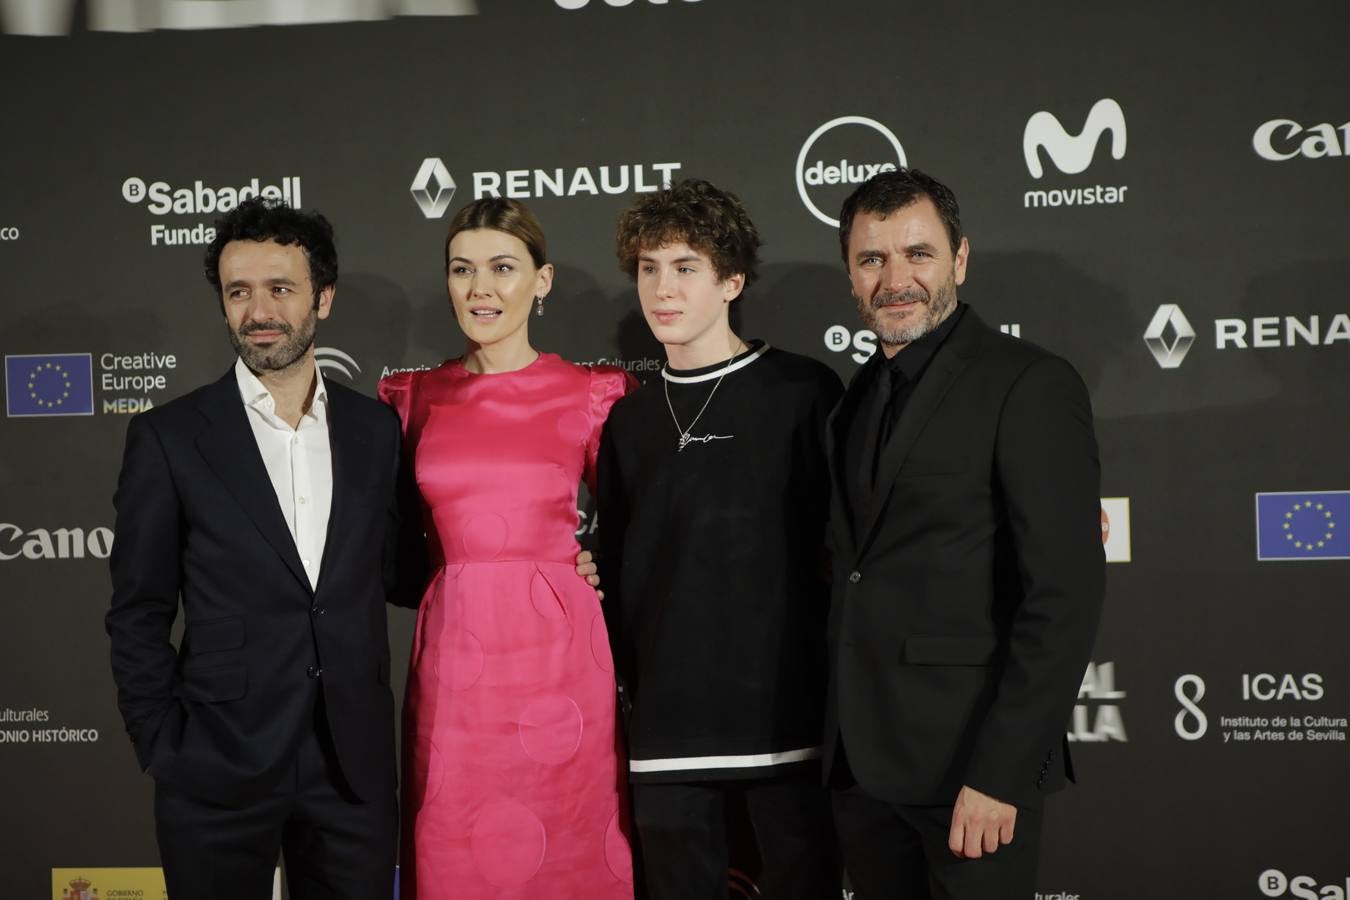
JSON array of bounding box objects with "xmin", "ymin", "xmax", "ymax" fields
[
  {"xmin": 583, "ymin": 365, "xmax": 638, "ymax": 496},
  {"xmin": 377, "ymin": 370, "xmax": 415, "ymax": 434}
]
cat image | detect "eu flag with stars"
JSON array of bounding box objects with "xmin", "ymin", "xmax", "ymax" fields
[
  {"xmin": 1256, "ymin": 491, "xmax": 1350, "ymax": 561},
  {"xmin": 5, "ymin": 353, "xmax": 95, "ymax": 417}
]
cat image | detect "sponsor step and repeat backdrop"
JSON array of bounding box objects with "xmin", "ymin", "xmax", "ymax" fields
[{"xmin": 2, "ymin": 1, "xmax": 1346, "ymax": 897}]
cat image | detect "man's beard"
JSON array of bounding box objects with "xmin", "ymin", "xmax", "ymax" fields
[
  {"xmin": 859, "ymin": 274, "xmax": 957, "ymax": 350},
  {"xmin": 228, "ymin": 311, "xmax": 317, "ymax": 373}
]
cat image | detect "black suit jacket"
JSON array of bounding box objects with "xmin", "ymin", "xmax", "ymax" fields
[
  {"xmin": 106, "ymin": 369, "xmax": 413, "ymax": 807},
  {"xmin": 824, "ymin": 307, "xmax": 1104, "ymax": 808}
]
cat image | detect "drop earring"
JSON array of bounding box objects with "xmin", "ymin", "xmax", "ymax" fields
[{"xmin": 534, "ymin": 296, "xmax": 544, "ymax": 317}]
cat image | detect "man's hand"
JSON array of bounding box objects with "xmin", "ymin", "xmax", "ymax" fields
[
  {"xmin": 948, "ymin": 785, "xmax": 1016, "ymax": 858},
  {"xmin": 574, "ymin": 549, "xmax": 603, "ymax": 600}
]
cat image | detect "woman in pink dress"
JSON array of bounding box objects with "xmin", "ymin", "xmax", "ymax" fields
[{"xmin": 379, "ymin": 198, "xmax": 636, "ymax": 899}]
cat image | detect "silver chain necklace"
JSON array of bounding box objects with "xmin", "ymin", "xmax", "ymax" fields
[{"xmin": 663, "ymin": 344, "xmax": 744, "ymax": 452}]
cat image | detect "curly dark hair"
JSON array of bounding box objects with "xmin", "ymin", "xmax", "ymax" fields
[
  {"xmin": 615, "ymin": 179, "xmax": 760, "ymax": 289},
  {"xmin": 203, "ymin": 197, "xmax": 338, "ymax": 304},
  {"xmin": 837, "ymin": 168, "xmax": 962, "ymax": 265}
]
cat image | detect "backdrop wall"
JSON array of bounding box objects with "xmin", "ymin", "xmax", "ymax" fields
[{"xmin": 2, "ymin": 1, "xmax": 1347, "ymax": 898}]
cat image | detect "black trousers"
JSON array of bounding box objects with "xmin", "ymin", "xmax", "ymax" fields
[
  {"xmin": 153, "ymin": 709, "xmax": 397, "ymax": 900},
  {"xmin": 831, "ymin": 787, "xmax": 1042, "ymax": 900},
  {"xmin": 632, "ymin": 776, "xmax": 839, "ymax": 900}
]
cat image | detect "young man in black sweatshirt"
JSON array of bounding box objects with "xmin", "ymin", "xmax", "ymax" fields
[{"xmin": 599, "ymin": 179, "xmax": 842, "ymax": 899}]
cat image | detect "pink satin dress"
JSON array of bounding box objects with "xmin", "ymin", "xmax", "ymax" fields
[{"xmin": 379, "ymin": 354, "xmax": 636, "ymax": 900}]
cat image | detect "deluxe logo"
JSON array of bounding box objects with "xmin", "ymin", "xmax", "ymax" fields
[
  {"xmin": 410, "ymin": 158, "xmax": 680, "ymax": 218},
  {"xmin": 555, "ymin": 0, "xmax": 701, "ymax": 7},
  {"xmin": 1258, "ymin": 868, "xmax": 1350, "ymax": 899},
  {"xmin": 0, "ymin": 523, "xmax": 113, "ymax": 561},
  {"xmin": 121, "ymin": 175, "xmax": 301, "ymax": 246},
  {"xmin": 1253, "ymin": 118, "xmax": 1350, "ymax": 161},
  {"xmin": 315, "ymin": 347, "xmax": 362, "ymax": 381},
  {"xmin": 1022, "ymin": 98, "xmax": 1128, "ymax": 209},
  {"xmin": 796, "ymin": 116, "xmax": 906, "ymax": 227},
  {"xmin": 5, "ymin": 0, "xmax": 476, "ymax": 36},
  {"xmin": 0, "ymin": 226, "xmax": 18, "ymax": 241},
  {"xmin": 824, "ymin": 322, "xmax": 1019, "ymax": 365},
  {"xmin": 1100, "ymin": 497, "xmax": 1131, "ymax": 563},
  {"xmin": 1069, "ymin": 661, "xmax": 1126, "ymax": 743}
]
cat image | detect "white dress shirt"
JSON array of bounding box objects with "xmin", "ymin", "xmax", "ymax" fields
[{"xmin": 234, "ymin": 358, "xmax": 333, "ymax": 590}]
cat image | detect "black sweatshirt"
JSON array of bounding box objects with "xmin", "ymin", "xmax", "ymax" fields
[{"xmin": 598, "ymin": 342, "xmax": 843, "ymax": 783}]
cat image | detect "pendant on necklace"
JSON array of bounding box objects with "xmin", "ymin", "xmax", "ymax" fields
[{"xmin": 678, "ymin": 432, "xmax": 692, "ymax": 451}]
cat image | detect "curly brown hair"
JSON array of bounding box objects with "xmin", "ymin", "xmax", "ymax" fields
[{"xmin": 615, "ymin": 179, "xmax": 760, "ymax": 289}]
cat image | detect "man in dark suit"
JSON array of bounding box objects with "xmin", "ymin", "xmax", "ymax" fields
[
  {"xmin": 106, "ymin": 197, "xmax": 413, "ymax": 898},
  {"xmin": 824, "ymin": 169, "xmax": 1104, "ymax": 899}
]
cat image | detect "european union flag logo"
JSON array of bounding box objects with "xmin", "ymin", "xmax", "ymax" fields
[
  {"xmin": 1256, "ymin": 491, "xmax": 1349, "ymax": 561},
  {"xmin": 4, "ymin": 353, "xmax": 95, "ymax": 417}
]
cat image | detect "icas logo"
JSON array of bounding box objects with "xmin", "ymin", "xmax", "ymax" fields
[{"xmin": 795, "ymin": 116, "xmax": 906, "ymax": 227}]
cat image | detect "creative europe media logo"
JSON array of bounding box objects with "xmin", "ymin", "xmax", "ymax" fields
[
  {"xmin": 5, "ymin": 351, "xmax": 180, "ymax": 417},
  {"xmin": 1022, "ymin": 98, "xmax": 1128, "ymax": 210},
  {"xmin": 410, "ymin": 157, "xmax": 681, "ymax": 219}
]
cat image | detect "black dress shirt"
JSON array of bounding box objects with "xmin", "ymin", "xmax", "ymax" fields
[{"xmin": 845, "ymin": 304, "xmax": 966, "ymax": 510}]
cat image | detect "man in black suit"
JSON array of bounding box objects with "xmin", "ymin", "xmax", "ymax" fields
[
  {"xmin": 106, "ymin": 198, "xmax": 411, "ymax": 898},
  {"xmin": 824, "ymin": 169, "xmax": 1104, "ymax": 899}
]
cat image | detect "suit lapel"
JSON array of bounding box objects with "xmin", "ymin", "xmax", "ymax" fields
[
  {"xmin": 826, "ymin": 359, "xmax": 877, "ymax": 561},
  {"xmin": 194, "ymin": 371, "xmax": 312, "ymax": 594},
  {"xmin": 854, "ymin": 310, "xmax": 984, "ymax": 557},
  {"xmin": 315, "ymin": 383, "xmax": 374, "ymax": 592}
]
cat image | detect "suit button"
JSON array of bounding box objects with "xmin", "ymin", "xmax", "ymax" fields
[
  {"xmin": 848, "ymin": 571, "xmax": 862, "ymax": 584},
  {"xmin": 306, "ymin": 665, "xmax": 323, "ymax": 679},
  {"xmin": 311, "ymin": 606, "xmax": 326, "ymax": 616}
]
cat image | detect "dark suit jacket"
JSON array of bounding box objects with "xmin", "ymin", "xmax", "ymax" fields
[
  {"xmin": 824, "ymin": 307, "xmax": 1104, "ymax": 809},
  {"xmin": 106, "ymin": 369, "xmax": 413, "ymax": 807}
]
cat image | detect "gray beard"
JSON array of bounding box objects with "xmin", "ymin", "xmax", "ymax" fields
[{"xmin": 866, "ymin": 280, "xmax": 957, "ymax": 349}]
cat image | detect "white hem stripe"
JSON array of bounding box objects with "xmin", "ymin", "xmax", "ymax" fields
[
  {"xmin": 628, "ymin": 745, "xmax": 820, "ymax": 773},
  {"xmin": 661, "ymin": 343, "xmax": 770, "ymax": 384}
]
